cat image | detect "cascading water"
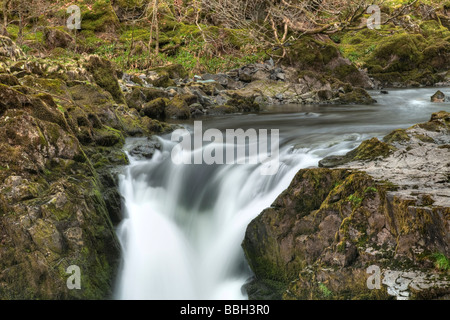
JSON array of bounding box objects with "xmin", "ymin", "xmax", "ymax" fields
[
  {"xmin": 115, "ymin": 135, "xmax": 321, "ymax": 299},
  {"xmin": 114, "ymin": 87, "xmax": 450, "ymax": 300}
]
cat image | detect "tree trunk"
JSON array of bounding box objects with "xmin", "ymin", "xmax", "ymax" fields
[{"xmin": 148, "ymin": 0, "xmax": 159, "ymax": 67}]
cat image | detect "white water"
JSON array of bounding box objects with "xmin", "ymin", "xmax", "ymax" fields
[
  {"xmin": 114, "ymin": 87, "xmax": 450, "ymax": 300},
  {"xmin": 115, "ymin": 137, "xmax": 322, "ymax": 299}
]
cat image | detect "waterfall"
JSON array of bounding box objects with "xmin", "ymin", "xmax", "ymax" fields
[
  {"xmin": 114, "ymin": 136, "xmax": 320, "ymax": 300},
  {"xmin": 113, "ymin": 88, "xmax": 450, "ymax": 300}
]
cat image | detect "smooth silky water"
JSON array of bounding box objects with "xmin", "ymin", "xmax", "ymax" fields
[{"xmin": 114, "ymin": 88, "xmax": 450, "ymax": 299}]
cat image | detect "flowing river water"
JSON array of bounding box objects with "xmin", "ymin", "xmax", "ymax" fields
[{"xmin": 114, "ymin": 88, "xmax": 450, "ymax": 300}]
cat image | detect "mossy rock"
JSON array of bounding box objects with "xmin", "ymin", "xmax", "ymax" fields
[
  {"xmin": 0, "ymin": 83, "xmax": 33, "ymax": 116},
  {"xmin": 0, "ymin": 73, "xmax": 20, "ymax": 86},
  {"xmin": 423, "ymin": 41, "xmax": 450, "ymax": 71},
  {"xmin": 149, "ymin": 64, "xmax": 188, "ymax": 80},
  {"xmin": 228, "ymin": 94, "xmax": 260, "ymax": 112},
  {"xmin": 206, "ymin": 104, "xmax": 239, "ymax": 115},
  {"xmin": 383, "ymin": 129, "xmax": 410, "ymax": 144},
  {"xmin": 282, "ymin": 37, "xmax": 340, "ymax": 71},
  {"xmin": 319, "ymin": 137, "xmax": 395, "ymax": 167},
  {"xmin": 43, "ymin": 27, "xmax": 74, "ymax": 49},
  {"xmin": 81, "ymin": 0, "xmax": 120, "ymax": 33},
  {"xmin": 338, "ymin": 88, "xmax": 377, "ymax": 105},
  {"xmin": 165, "ymin": 96, "xmax": 190, "ymax": 119},
  {"xmin": 93, "ymin": 125, "xmax": 125, "ymax": 147},
  {"xmin": 369, "ymin": 33, "xmax": 425, "ymax": 73},
  {"xmin": 84, "ymin": 55, "xmax": 125, "ymax": 104},
  {"xmin": 412, "ymin": 110, "xmax": 450, "ymax": 132},
  {"xmin": 142, "ymin": 117, "xmax": 173, "ymax": 134},
  {"xmin": 125, "ymin": 87, "xmax": 169, "ymax": 110},
  {"xmin": 149, "ymin": 74, "xmax": 176, "ymax": 88},
  {"xmin": 142, "ymin": 97, "xmax": 167, "ymax": 120}
]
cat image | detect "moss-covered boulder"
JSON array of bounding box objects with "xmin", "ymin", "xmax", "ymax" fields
[
  {"xmin": 282, "ymin": 36, "xmax": 373, "ymax": 89},
  {"xmin": 431, "ymin": 90, "xmax": 446, "ymax": 102},
  {"xmin": 142, "ymin": 97, "xmax": 167, "ymax": 120},
  {"xmin": 338, "ymin": 87, "xmax": 377, "ymax": 105},
  {"xmin": 0, "ymin": 36, "xmax": 25, "ymax": 61},
  {"xmin": 0, "ymin": 73, "xmax": 20, "ymax": 86},
  {"xmin": 243, "ymin": 168, "xmax": 450, "ymax": 300},
  {"xmin": 150, "ymin": 64, "xmax": 187, "ymax": 80},
  {"xmin": 147, "ymin": 64, "xmax": 187, "ymax": 88},
  {"xmin": 43, "ymin": 27, "xmax": 74, "ymax": 50},
  {"xmin": 84, "ymin": 55, "xmax": 125, "ymax": 104},
  {"xmin": 125, "ymin": 87, "xmax": 169, "ymax": 110},
  {"xmin": 81, "ymin": 0, "xmax": 120, "ymax": 33},
  {"xmin": 165, "ymin": 96, "xmax": 190, "ymax": 119}
]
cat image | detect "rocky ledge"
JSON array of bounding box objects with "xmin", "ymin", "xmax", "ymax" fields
[
  {"xmin": 242, "ymin": 111, "xmax": 450, "ymax": 300},
  {"xmin": 0, "ymin": 36, "xmax": 173, "ymax": 299}
]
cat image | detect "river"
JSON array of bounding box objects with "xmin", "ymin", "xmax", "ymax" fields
[{"xmin": 114, "ymin": 87, "xmax": 450, "ymax": 299}]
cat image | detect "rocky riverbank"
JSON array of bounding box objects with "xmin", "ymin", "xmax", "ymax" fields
[
  {"xmin": 242, "ymin": 111, "xmax": 450, "ymax": 300},
  {"xmin": 119, "ymin": 36, "xmax": 378, "ymax": 121},
  {"xmin": 0, "ymin": 36, "xmax": 166, "ymax": 299},
  {"xmin": 0, "ymin": 21, "xmax": 449, "ymax": 299}
]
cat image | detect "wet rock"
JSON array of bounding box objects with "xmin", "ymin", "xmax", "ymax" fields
[
  {"xmin": 125, "ymin": 137, "xmax": 162, "ymax": 160},
  {"xmin": 431, "ymin": 90, "xmax": 446, "ymax": 102}
]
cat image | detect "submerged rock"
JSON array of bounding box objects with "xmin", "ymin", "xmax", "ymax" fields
[{"xmin": 431, "ymin": 90, "xmax": 447, "ymax": 102}]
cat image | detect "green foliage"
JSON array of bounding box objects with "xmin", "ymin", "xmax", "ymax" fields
[
  {"xmin": 318, "ymin": 283, "xmax": 333, "ymax": 299},
  {"xmin": 432, "ymin": 253, "xmax": 450, "ymax": 271},
  {"xmin": 348, "ymin": 194, "xmax": 363, "ymax": 207},
  {"xmin": 364, "ymin": 186, "xmax": 378, "ymax": 194}
]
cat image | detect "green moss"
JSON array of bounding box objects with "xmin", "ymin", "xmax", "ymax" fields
[
  {"xmin": 81, "ymin": 0, "xmax": 120, "ymax": 33},
  {"xmin": 413, "ymin": 134, "xmax": 435, "ymax": 143},
  {"xmin": 339, "ymin": 88, "xmax": 377, "ymax": 105},
  {"xmin": 318, "ymin": 282, "xmax": 333, "ymax": 299},
  {"xmin": 364, "ymin": 187, "xmax": 378, "ymax": 194},
  {"xmin": 283, "ymin": 36, "xmax": 339, "ymax": 71},
  {"xmin": 383, "ymin": 129, "xmax": 410, "ymax": 144},
  {"xmin": 165, "ymin": 96, "xmax": 190, "ymax": 119},
  {"xmin": 85, "ymin": 56, "xmax": 125, "ymax": 104},
  {"xmin": 149, "ymin": 64, "xmax": 188, "ymax": 80},
  {"xmin": 432, "ymin": 253, "xmax": 450, "ymax": 271},
  {"xmin": 419, "ymin": 20, "xmax": 450, "ymax": 38},
  {"xmin": 351, "ymin": 138, "xmax": 395, "ymax": 160},
  {"xmin": 94, "ymin": 125, "xmax": 125, "ymax": 147}
]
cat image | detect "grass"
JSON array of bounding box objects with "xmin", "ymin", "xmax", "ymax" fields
[
  {"xmin": 318, "ymin": 282, "xmax": 333, "ymax": 299},
  {"xmin": 432, "ymin": 253, "xmax": 450, "ymax": 271}
]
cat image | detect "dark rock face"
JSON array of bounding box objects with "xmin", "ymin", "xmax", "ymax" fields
[
  {"xmin": 0, "ymin": 36, "xmax": 169, "ymax": 299},
  {"xmin": 243, "ymin": 113, "xmax": 450, "ymax": 300},
  {"xmin": 243, "ymin": 168, "xmax": 450, "ymax": 300}
]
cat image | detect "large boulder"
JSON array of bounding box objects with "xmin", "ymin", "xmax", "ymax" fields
[
  {"xmin": 84, "ymin": 55, "xmax": 125, "ymax": 104},
  {"xmin": 243, "ymin": 112, "xmax": 450, "ymax": 300},
  {"xmin": 43, "ymin": 27, "xmax": 74, "ymax": 49},
  {"xmin": 243, "ymin": 168, "xmax": 450, "ymax": 300}
]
